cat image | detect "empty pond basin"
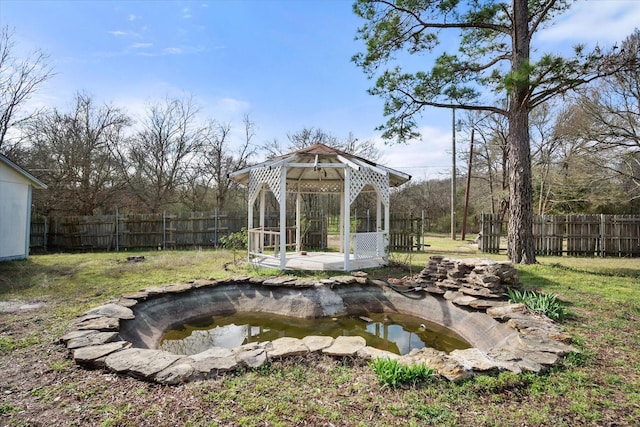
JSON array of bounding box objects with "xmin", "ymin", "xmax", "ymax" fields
[{"xmin": 160, "ymin": 312, "xmax": 471, "ymax": 356}]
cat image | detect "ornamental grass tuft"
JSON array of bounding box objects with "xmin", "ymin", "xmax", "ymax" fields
[
  {"xmin": 370, "ymin": 357, "xmax": 434, "ymax": 388},
  {"xmin": 507, "ymin": 288, "xmax": 566, "ymax": 321}
]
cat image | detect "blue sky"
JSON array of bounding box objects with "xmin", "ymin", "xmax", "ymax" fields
[{"xmin": 2, "ymin": 0, "xmax": 640, "ymax": 180}]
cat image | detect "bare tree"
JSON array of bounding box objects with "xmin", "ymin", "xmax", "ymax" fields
[
  {"xmin": 264, "ymin": 127, "xmax": 379, "ymax": 160},
  {"xmin": 467, "ymin": 111, "xmax": 510, "ymax": 220},
  {"xmin": 0, "ymin": 26, "xmax": 55, "ymax": 156},
  {"xmin": 572, "ymin": 30, "xmax": 640, "ymax": 207},
  {"xmin": 120, "ymin": 96, "xmax": 207, "ymax": 212},
  {"xmin": 24, "ymin": 92, "xmax": 131, "ymax": 215},
  {"xmin": 529, "ymin": 102, "xmax": 563, "ymax": 215},
  {"xmin": 181, "ymin": 114, "xmax": 255, "ymax": 211},
  {"xmin": 209, "ymin": 114, "xmax": 255, "ymax": 210}
]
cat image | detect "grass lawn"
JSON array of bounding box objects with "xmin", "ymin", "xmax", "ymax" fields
[{"xmin": 1, "ymin": 236, "xmax": 639, "ymax": 426}]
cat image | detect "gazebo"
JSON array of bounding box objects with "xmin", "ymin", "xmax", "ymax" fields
[{"xmin": 229, "ymin": 143, "xmax": 410, "ymax": 271}]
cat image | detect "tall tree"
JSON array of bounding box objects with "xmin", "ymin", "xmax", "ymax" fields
[
  {"xmin": 573, "ymin": 30, "xmax": 640, "ymax": 201},
  {"xmin": 462, "ymin": 110, "xmax": 510, "ymax": 219},
  {"xmin": 206, "ymin": 114, "xmax": 255, "ymax": 210},
  {"xmin": 24, "ymin": 92, "xmax": 131, "ymax": 216},
  {"xmin": 353, "ymin": 0, "xmax": 630, "ymax": 263},
  {"xmin": 0, "ymin": 26, "xmax": 54, "ymax": 156},
  {"xmin": 118, "ymin": 96, "xmax": 206, "ymax": 212}
]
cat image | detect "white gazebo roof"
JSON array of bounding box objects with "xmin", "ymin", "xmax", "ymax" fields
[{"xmin": 229, "ymin": 143, "xmax": 411, "ymax": 190}]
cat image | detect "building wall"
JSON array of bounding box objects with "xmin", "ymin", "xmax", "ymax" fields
[{"xmin": 0, "ymin": 163, "xmax": 32, "ymax": 261}]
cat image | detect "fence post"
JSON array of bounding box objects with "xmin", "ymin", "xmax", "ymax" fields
[
  {"xmin": 479, "ymin": 212, "xmax": 484, "ymax": 252},
  {"xmin": 214, "ymin": 208, "xmax": 219, "ymax": 248},
  {"xmin": 421, "ymin": 210, "xmax": 425, "ymax": 251},
  {"xmin": 162, "ymin": 211, "xmax": 166, "ymax": 250},
  {"xmin": 540, "ymin": 214, "xmax": 545, "ymax": 256},
  {"xmin": 600, "ymin": 213, "xmax": 605, "ymax": 257},
  {"xmin": 44, "ymin": 217, "xmax": 48, "ymax": 251},
  {"xmin": 115, "ymin": 208, "xmax": 120, "ymax": 252}
]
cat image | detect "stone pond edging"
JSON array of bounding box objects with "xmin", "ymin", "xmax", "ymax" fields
[{"xmin": 60, "ymin": 257, "xmax": 577, "ymax": 385}]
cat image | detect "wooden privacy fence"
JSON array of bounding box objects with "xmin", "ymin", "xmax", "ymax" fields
[
  {"xmin": 30, "ymin": 211, "xmax": 424, "ymax": 252},
  {"xmin": 480, "ymin": 213, "xmax": 640, "ymax": 257},
  {"xmin": 389, "ymin": 213, "xmax": 424, "ymax": 251},
  {"xmin": 30, "ymin": 211, "xmax": 246, "ymax": 252}
]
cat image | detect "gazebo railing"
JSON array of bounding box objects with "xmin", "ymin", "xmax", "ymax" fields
[
  {"xmin": 248, "ymin": 227, "xmax": 296, "ymax": 258},
  {"xmin": 352, "ymin": 231, "xmax": 388, "ymax": 260}
]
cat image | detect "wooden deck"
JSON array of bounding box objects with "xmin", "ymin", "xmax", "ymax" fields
[{"xmin": 248, "ymin": 251, "xmax": 386, "ymax": 271}]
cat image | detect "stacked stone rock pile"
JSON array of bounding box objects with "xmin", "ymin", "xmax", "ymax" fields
[{"xmin": 416, "ymin": 256, "xmax": 520, "ymax": 299}]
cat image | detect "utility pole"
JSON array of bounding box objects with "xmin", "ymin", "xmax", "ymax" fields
[
  {"xmin": 451, "ymin": 108, "xmax": 457, "ymax": 240},
  {"xmin": 461, "ymin": 129, "xmax": 475, "ymax": 241}
]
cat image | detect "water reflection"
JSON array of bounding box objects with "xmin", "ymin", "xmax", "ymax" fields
[{"xmin": 160, "ymin": 312, "xmax": 470, "ymax": 356}]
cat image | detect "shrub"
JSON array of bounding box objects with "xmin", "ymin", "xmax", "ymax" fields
[
  {"xmin": 219, "ymin": 228, "xmax": 248, "ymax": 250},
  {"xmin": 370, "ymin": 357, "xmax": 434, "ymax": 388},
  {"xmin": 507, "ymin": 288, "xmax": 566, "ymax": 321}
]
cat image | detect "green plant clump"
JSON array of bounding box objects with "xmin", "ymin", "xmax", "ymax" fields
[
  {"xmin": 507, "ymin": 288, "xmax": 566, "ymax": 321},
  {"xmin": 370, "ymin": 357, "xmax": 434, "ymax": 388},
  {"xmin": 219, "ymin": 227, "xmax": 248, "ymax": 250}
]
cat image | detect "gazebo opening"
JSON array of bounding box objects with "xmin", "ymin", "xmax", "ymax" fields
[{"xmin": 229, "ymin": 143, "xmax": 411, "ymax": 271}]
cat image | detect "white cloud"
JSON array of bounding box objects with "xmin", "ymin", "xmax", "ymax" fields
[
  {"xmin": 109, "ymin": 30, "xmax": 127, "ymax": 37},
  {"xmin": 129, "ymin": 43, "xmax": 152, "ymax": 49},
  {"xmin": 163, "ymin": 47, "xmax": 183, "ymax": 55},
  {"xmin": 128, "ymin": 14, "xmax": 137, "ymax": 22},
  {"xmin": 215, "ymin": 98, "xmax": 252, "ymax": 115},
  {"xmin": 182, "ymin": 7, "xmax": 192, "ymax": 19},
  {"xmin": 538, "ymin": 0, "xmax": 640, "ymax": 45},
  {"xmin": 375, "ymin": 125, "xmax": 454, "ymax": 181}
]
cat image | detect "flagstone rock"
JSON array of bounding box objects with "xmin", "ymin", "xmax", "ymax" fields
[
  {"xmin": 73, "ymin": 341, "xmax": 130, "ymax": 367},
  {"xmin": 268, "ymin": 337, "xmax": 309, "ymax": 358},
  {"xmin": 302, "ymin": 335, "xmax": 334, "ymax": 352},
  {"xmin": 263, "ymin": 276, "xmax": 298, "ymax": 286},
  {"xmin": 449, "ymin": 347, "xmax": 520, "ymax": 373},
  {"xmin": 66, "ymin": 331, "xmax": 119, "ymax": 349},
  {"xmin": 400, "ymin": 348, "xmax": 472, "ymax": 382},
  {"xmin": 165, "ymin": 283, "xmax": 195, "ymax": 293},
  {"xmin": 322, "ymin": 336, "xmax": 366, "ymax": 357},
  {"xmin": 105, "ymin": 348, "xmax": 183, "ymax": 378},
  {"xmin": 155, "ymin": 362, "xmax": 200, "ymax": 385},
  {"xmin": 356, "ymin": 346, "xmax": 399, "ymax": 361},
  {"xmin": 72, "ymin": 316, "xmax": 120, "ymax": 331},
  {"xmin": 84, "ymin": 303, "xmax": 135, "ymax": 320},
  {"xmin": 486, "ymin": 303, "xmax": 527, "ymax": 320},
  {"xmin": 192, "ymin": 350, "xmax": 238, "ymax": 373},
  {"xmin": 59, "ymin": 329, "xmax": 96, "ymax": 343},
  {"xmin": 234, "ymin": 342, "xmax": 269, "ymax": 368}
]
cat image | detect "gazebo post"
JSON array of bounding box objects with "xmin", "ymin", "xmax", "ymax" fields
[
  {"xmin": 384, "ymin": 200, "xmax": 390, "ymax": 263},
  {"xmin": 279, "ymin": 166, "xmax": 287, "ymax": 269},
  {"xmin": 339, "ymin": 192, "xmax": 344, "ymax": 253},
  {"xmin": 376, "ymin": 196, "xmax": 382, "ymax": 231},
  {"xmin": 248, "ymin": 191, "xmax": 254, "ymax": 263},
  {"xmin": 376, "ymin": 194, "xmax": 382, "ymax": 256},
  {"xmin": 295, "ymin": 189, "xmax": 301, "ymax": 253},
  {"xmin": 343, "ymin": 167, "xmax": 351, "ymax": 271}
]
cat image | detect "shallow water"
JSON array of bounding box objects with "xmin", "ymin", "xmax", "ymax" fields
[{"xmin": 160, "ymin": 312, "xmax": 471, "ymax": 356}]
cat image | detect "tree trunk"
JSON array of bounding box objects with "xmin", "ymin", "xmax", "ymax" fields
[
  {"xmin": 507, "ymin": 0, "xmax": 537, "ymax": 264},
  {"xmin": 507, "ymin": 102, "xmax": 536, "ymax": 263}
]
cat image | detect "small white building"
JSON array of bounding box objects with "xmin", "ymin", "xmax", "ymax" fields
[{"xmin": 0, "ymin": 154, "xmax": 47, "ymax": 261}]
